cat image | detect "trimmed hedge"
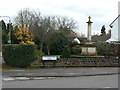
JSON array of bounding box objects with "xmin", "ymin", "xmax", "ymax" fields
[{"xmin": 2, "ymin": 44, "xmax": 37, "ymax": 68}]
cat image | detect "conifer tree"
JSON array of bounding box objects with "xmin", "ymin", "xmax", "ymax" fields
[
  {"xmin": 101, "ymin": 25, "xmax": 106, "ymax": 36},
  {"xmin": 61, "ymin": 46, "xmax": 71, "ymax": 58}
]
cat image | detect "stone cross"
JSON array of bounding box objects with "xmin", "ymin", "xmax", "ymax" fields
[
  {"xmin": 88, "ymin": 16, "xmax": 91, "ymax": 22},
  {"xmin": 86, "ymin": 16, "xmax": 93, "ymax": 42}
]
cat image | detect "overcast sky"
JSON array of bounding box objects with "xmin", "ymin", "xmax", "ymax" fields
[{"xmin": 0, "ymin": 0, "xmax": 119, "ymax": 36}]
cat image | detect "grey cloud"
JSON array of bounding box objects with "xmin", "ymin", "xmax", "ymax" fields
[
  {"xmin": 92, "ymin": 22, "xmax": 110, "ymax": 34},
  {"xmin": 63, "ymin": 5, "xmax": 112, "ymax": 18}
]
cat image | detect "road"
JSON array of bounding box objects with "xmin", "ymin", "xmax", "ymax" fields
[{"xmin": 2, "ymin": 74, "xmax": 118, "ymax": 88}]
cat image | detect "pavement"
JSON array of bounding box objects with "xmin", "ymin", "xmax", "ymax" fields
[{"xmin": 2, "ymin": 67, "xmax": 119, "ymax": 77}]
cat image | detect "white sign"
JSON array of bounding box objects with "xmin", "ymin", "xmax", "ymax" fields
[
  {"xmin": 8, "ymin": 40, "xmax": 11, "ymax": 44},
  {"xmin": 82, "ymin": 48, "xmax": 87, "ymax": 53},
  {"xmin": 88, "ymin": 48, "xmax": 96, "ymax": 53},
  {"xmin": 42, "ymin": 56, "xmax": 57, "ymax": 60}
]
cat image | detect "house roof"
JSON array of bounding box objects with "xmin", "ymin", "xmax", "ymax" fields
[
  {"xmin": 66, "ymin": 34, "xmax": 79, "ymax": 38},
  {"xmin": 66, "ymin": 31, "xmax": 111, "ymax": 42},
  {"xmin": 109, "ymin": 15, "xmax": 120, "ymax": 28},
  {"xmin": 79, "ymin": 44, "xmax": 96, "ymax": 47},
  {"xmin": 91, "ymin": 33, "xmax": 111, "ymax": 42}
]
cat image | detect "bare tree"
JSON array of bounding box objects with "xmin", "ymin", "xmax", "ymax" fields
[
  {"xmin": 14, "ymin": 8, "xmax": 36, "ymax": 31},
  {"xmin": 44, "ymin": 16, "xmax": 57, "ymax": 55},
  {"xmin": 32, "ymin": 13, "xmax": 57, "ymax": 55},
  {"xmin": 79, "ymin": 32, "xmax": 86, "ymax": 38},
  {"xmin": 56, "ymin": 17, "xmax": 77, "ymax": 35},
  {"xmin": 31, "ymin": 11, "xmax": 45, "ymax": 52},
  {"xmin": 14, "ymin": 8, "xmax": 78, "ymax": 55}
]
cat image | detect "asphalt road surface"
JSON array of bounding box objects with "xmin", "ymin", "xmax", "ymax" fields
[{"xmin": 2, "ymin": 74, "xmax": 118, "ymax": 88}]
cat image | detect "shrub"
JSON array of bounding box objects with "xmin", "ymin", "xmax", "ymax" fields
[
  {"xmin": 26, "ymin": 41, "xmax": 35, "ymax": 44},
  {"xmin": 61, "ymin": 46, "xmax": 71, "ymax": 58},
  {"xmin": 36, "ymin": 50, "xmax": 45, "ymax": 58},
  {"xmin": 19, "ymin": 41, "xmax": 26, "ymax": 44},
  {"xmin": 2, "ymin": 44, "xmax": 37, "ymax": 68},
  {"xmin": 19, "ymin": 41, "xmax": 35, "ymax": 44},
  {"xmin": 118, "ymin": 44, "xmax": 120, "ymax": 57},
  {"xmin": 94, "ymin": 42, "xmax": 113, "ymax": 56},
  {"xmin": 72, "ymin": 45, "xmax": 82, "ymax": 55}
]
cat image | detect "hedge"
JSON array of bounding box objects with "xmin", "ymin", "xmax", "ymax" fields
[
  {"xmin": 72, "ymin": 45, "xmax": 82, "ymax": 55},
  {"xmin": 2, "ymin": 44, "xmax": 37, "ymax": 68}
]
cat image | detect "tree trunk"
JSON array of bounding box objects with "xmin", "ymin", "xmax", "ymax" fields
[
  {"xmin": 40, "ymin": 43, "xmax": 43, "ymax": 52},
  {"xmin": 48, "ymin": 49, "xmax": 50, "ymax": 55},
  {"xmin": 47, "ymin": 46, "xmax": 50, "ymax": 55}
]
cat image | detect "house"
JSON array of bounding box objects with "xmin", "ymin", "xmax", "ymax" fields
[
  {"xmin": 66, "ymin": 34, "xmax": 80, "ymax": 44},
  {"xmin": 107, "ymin": 1, "xmax": 120, "ymax": 43},
  {"xmin": 108, "ymin": 15, "xmax": 120, "ymax": 43},
  {"xmin": 92, "ymin": 30, "xmax": 111, "ymax": 42}
]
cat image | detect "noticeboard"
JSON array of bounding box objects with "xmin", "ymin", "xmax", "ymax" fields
[
  {"xmin": 88, "ymin": 48, "xmax": 96, "ymax": 53},
  {"xmin": 42, "ymin": 56, "xmax": 57, "ymax": 60}
]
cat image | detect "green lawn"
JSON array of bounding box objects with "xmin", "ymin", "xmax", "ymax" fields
[
  {"xmin": 44, "ymin": 55, "xmax": 61, "ymax": 58},
  {"xmin": 71, "ymin": 55, "xmax": 105, "ymax": 58},
  {"xmin": 43, "ymin": 55, "xmax": 104, "ymax": 58},
  {"xmin": 1, "ymin": 63, "xmax": 40, "ymax": 70}
]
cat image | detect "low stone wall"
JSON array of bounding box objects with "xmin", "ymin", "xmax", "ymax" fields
[{"xmin": 31, "ymin": 58, "xmax": 119, "ymax": 67}]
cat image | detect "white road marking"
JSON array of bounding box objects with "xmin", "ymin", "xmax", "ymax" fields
[
  {"xmin": 10, "ymin": 70, "xmax": 25, "ymax": 72},
  {"xmin": 2, "ymin": 76, "xmax": 56, "ymax": 82},
  {"xmin": 47, "ymin": 77, "xmax": 55, "ymax": 79},
  {"xmin": 47, "ymin": 73, "xmax": 56, "ymax": 75},
  {"xmin": 103, "ymin": 87, "xmax": 111, "ymax": 88},
  {"xmin": 16, "ymin": 77, "xmax": 29, "ymax": 80},
  {"xmin": 33, "ymin": 77, "xmax": 44, "ymax": 80},
  {"xmin": 2, "ymin": 78, "xmax": 15, "ymax": 81}
]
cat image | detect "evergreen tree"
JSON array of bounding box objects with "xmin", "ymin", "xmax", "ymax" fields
[
  {"xmin": 6, "ymin": 23, "xmax": 11, "ymax": 35},
  {"xmin": 1, "ymin": 20, "xmax": 9, "ymax": 44},
  {"xmin": 50, "ymin": 33, "xmax": 68, "ymax": 55},
  {"xmin": 11, "ymin": 25, "xmax": 20, "ymax": 44},
  {"xmin": 1, "ymin": 20, "xmax": 7, "ymax": 32},
  {"xmin": 61, "ymin": 46, "xmax": 71, "ymax": 58},
  {"xmin": 2, "ymin": 31, "xmax": 9, "ymax": 44},
  {"xmin": 101, "ymin": 25, "xmax": 106, "ymax": 36}
]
